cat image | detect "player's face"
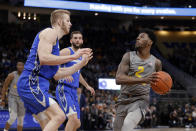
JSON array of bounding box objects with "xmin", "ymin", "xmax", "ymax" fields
[
  {"xmin": 60, "ymin": 14, "xmax": 72, "ymax": 34},
  {"xmin": 17, "ymin": 62, "xmax": 24, "ymax": 73},
  {"xmin": 70, "ymin": 34, "xmax": 83, "ymax": 49},
  {"xmin": 135, "ymin": 33, "xmax": 152, "ymax": 49}
]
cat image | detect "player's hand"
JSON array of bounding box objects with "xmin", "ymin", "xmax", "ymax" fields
[
  {"xmin": 74, "ymin": 48, "xmax": 92, "ymax": 59},
  {"xmin": 143, "ymin": 72, "xmax": 159, "ymax": 84},
  {"xmin": 86, "ymin": 85, "xmax": 95, "ymax": 96},
  {"xmin": 81, "ymin": 52, "xmax": 93, "ymax": 66},
  {"xmin": 64, "ymin": 76, "xmax": 74, "ymax": 83}
]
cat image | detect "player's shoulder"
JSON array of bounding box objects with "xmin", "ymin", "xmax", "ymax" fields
[
  {"xmin": 155, "ymin": 58, "xmax": 162, "ymax": 65},
  {"xmin": 39, "ymin": 28, "xmax": 58, "ymax": 41},
  {"xmin": 7, "ymin": 71, "xmax": 15, "ymax": 78},
  {"xmin": 125, "ymin": 51, "xmax": 137, "ymax": 59},
  {"xmin": 121, "ymin": 52, "xmax": 130, "ymax": 63},
  {"xmin": 123, "ymin": 51, "xmax": 131, "ymax": 57}
]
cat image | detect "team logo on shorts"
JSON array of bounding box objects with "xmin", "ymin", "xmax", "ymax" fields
[
  {"xmin": 58, "ymin": 85, "xmax": 67, "ymax": 112},
  {"xmin": 29, "ymin": 75, "xmax": 46, "ymax": 107}
]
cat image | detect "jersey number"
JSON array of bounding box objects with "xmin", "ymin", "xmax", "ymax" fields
[
  {"xmin": 135, "ymin": 66, "xmax": 146, "ymax": 85},
  {"xmin": 135, "ymin": 66, "xmax": 144, "ymax": 78}
]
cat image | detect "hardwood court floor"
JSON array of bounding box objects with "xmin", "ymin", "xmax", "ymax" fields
[{"xmin": 136, "ymin": 128, "xmax": 196, "ymax": 131}]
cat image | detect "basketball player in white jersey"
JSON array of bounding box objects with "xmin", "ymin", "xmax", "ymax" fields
[{"xmin": 1, "ymin": 60, "xmax": 25, "ymax": 131}]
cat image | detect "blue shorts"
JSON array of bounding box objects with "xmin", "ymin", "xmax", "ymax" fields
[
  {"xmin": 56, "ymin": 84, "xmax": 80, "ymax": 119},
  {"xmin": 17, "ymin": 71, "xmax": 51, "ymax": 115}
]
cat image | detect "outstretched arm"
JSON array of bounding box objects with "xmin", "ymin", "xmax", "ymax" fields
[
  {"xmin": 79, "ymin": 74, "xmax": 95, "ymax": 95},
  {"xmin": 115, "ymin": 52, "xmax": 157, "ymax": 85},
  {"xmin": 38, "ymin": 28, "xmax": 91, "ymax": 65},
  {"xmin": 54, "ymin": 53, "xmax": 93, "ymax": 80}
]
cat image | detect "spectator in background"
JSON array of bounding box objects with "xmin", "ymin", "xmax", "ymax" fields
[
  {"xmin": 151, "ymin": 105, "xmax": 157, "ymax": 127},
  {"xmin": 183, "ymin": 104, "xmax": 193, "ymax": 127},
  {"xmin": 169, "ymin": 109, "xmax": 179, "ymax": 127},
  {"xmin": 0, "ymin": 86, "xmax": 3, "ymax": 109},
  {"xmin": 77, "ymin": 87, "xmax": 86, "ymax": 130},
  {"xmin": 192, "ymin": 106, "xmax": 196, "ymax": 127},
  {"xmin": 177, "ymin": 107, "xmax": 184, "ymax": 127},
  {"xmin": 143, "ymin": 107, "xmax": 152, "ymax": 128}
]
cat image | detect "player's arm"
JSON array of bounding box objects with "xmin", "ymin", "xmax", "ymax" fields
[
  {"xmin": 38, "ymin": 28, "xmax": 91, "ymax": 65},
  {"xmin": 155, "ymin": 59, "xmax": 162, "ymax": 72},
  {"xmin": 116, "ymin": 52, "xmax": 157, "ymax": 85},
  {"xmin": 79, "ymin": 74, "xmax": 95, "ymax": 95},
  {"xmin": 54, "ymin": 54, "xmax": 93, "ymax": 80},
  {"xmin": 60, "ymin": 48, "xmax": 71, "ymax": 56},
  {"xmin": 1, "ymin": 73, "xmax": 14, "ymax": 102}
]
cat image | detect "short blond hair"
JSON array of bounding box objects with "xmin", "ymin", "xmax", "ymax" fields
[{"xmin": 50, "ymin": 9, "xmax": 70, "ymax": 26}]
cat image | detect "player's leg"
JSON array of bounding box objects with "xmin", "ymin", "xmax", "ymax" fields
[
  {"xmin": 41, "ymin": 98, "xmax": 65, "ymax": 131},
  {"xmin": 65, "ymin": 113, "xmax": 80, "ymax": 131},
  {"xmin": 73, "ymin": 91, "xmax": 81, "ymax": 131},
  {"xmin": 3, "ymin": 123, "xmax": 11, "ymax": 131},
  {"xmin": 113, "ymin": 105, "xmax": 126, "ymax": 131},
  {"xmin": 4, "ymin": 96, "xmax": 17, "ymax": 131},
  {"xmin": 56, "ymin": 85, "xmax": 79, "ymax": 131},
  {"xmin": 18, "ymin": 87, "xmax": 65, "ymax": 130},
  {"xmin": 17, "ymin": 115, "xmax": 24, "ymax": 131},
  {"xmin": 32, "ymin": 96, "xmax": 59, "ymax": 130},
  {"xmin": 17, "ymin": 75, "xmax": 64, "ymax": 130},
  {"xmin": 16, "ymin": 97, "xmax": 26, "ymax": 131},
  {"xmin": 65, "ymin": 92, "xmax": 81, "ymax": 131},
  {"xmin": 121, "ymin": 108, "xmax": 142, "ymax": 131},
  {"xmin": 113, "ymin": 115, "xmax": 125, "ymax": 131},
  {"xmin": 33, "ymin": 111, "xmax": 50, "ymax": 130}
]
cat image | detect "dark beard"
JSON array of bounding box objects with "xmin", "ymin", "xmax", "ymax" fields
[{"xmin": 72, "ymin": 43, "xmax": 82, "ymax": 49}]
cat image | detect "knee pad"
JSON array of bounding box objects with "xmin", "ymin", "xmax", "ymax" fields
[
  {"xmin": 17, "ymin": 116, "xmax": 24, "ymax": 126},
  {"xmin": 7, "ymin": 111, "xmax": 17, "ymax": 125}
]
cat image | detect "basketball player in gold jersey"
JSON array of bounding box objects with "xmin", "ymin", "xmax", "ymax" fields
[
  {"xmin": 114, "ymin": 30, "xmax": 162, "ymax": 131},
  {"xmin": 1, "ymin": 60, "xmax": 25, "ymax": 131}
]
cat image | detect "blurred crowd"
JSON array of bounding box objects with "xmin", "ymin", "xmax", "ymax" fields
[
  {"xmin": 167, "ymin": 103, "xmax": 196, "ymax": 128},
  {"xmin": 168, "ymin": 47, "xmax": 196, "ymax": 78},
  {"xmin": 77, "ymin": 88, "xmax": 118, "ymax": 130}
]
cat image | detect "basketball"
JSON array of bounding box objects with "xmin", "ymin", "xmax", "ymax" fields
[{"xmin": 151, "ymin": 71, "xmax": 173, "ymax": 95}]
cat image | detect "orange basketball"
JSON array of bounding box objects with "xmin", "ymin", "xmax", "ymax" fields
[{"xmin": 151, "ymin": 71, "xmax": 173, "ymax": 95}]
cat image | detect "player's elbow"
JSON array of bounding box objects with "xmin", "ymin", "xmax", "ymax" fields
[
  {"xmin": 116, "ymin": 75, "xmax": 122, "ymax": 85},
  {"xmin": 53, "ymin": 74, "xmax": 61, "ymax": 81},
  {"xmin": 39, "ymin": 55, "xmax": 48, "ymax": 65},
  {"xmin": 53, "ymin": 71, "xmax": 61, "ymax": 80},
  {"xmin": 53, "ymin": 75, "xmax": 59, "ymax": 81}
]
